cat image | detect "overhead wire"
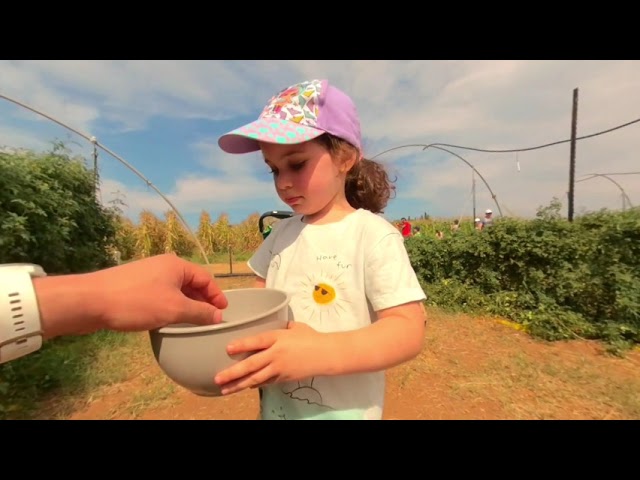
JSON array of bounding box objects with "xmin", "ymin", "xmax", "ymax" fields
[{"xmin": 420, "ymin": 116, "xmax": 640, "ymax": 154}]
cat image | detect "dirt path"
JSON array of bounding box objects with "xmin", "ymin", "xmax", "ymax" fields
[
  {"xmin": 48, "ymin": 268, "xmax": 640, "ymax": 420},
  {"xmin": 203, "ymin": 262, "xmax": 254, "ymax": 276}
]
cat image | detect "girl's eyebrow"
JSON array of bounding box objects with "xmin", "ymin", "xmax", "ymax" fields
[
  {"xmin": 263, "ymin": 146, "xmax": 307, "ymax": 162},
  {"xmin": 263, "ymin": 150, "xmax": 307, "ymax": 166}
]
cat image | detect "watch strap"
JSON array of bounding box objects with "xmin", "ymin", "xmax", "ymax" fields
[{"xmin": 0, "ymin": 269, "xmax": 45, "ymax": 363}]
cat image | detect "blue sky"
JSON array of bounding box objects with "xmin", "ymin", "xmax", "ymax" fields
[{"xmin": 1, "ymin": 60, "xmax": 639, "ymax": 229}]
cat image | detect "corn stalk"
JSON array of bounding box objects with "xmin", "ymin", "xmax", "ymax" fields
[
  {"xmin": 135, "ymin": 210, "xmax": 164, "ymax": 258},
  {"xmin": 196, "ymin": 211, "xmax": 215, "ymax": 262}
]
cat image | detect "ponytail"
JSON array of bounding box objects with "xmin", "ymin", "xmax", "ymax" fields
[
  {"xmin": 345, "ymin": 158, "xmax": 396, "ymax": 213},
  {"xmin": 315, "ymin": 134, "xmax": 396, "ymax": 214}
]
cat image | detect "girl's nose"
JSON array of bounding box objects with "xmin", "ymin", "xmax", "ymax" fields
[{"xmin": 275, "ymin": 171, "xmax": 293, "ymax": 190}]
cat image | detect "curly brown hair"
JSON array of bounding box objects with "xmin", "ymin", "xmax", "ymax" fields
[{"xmin": 314, "ymin": 134, "xmax": 396, "ymax": 214}]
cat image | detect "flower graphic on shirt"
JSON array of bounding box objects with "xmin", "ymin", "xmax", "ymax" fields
[
  {"xmin": 313, "ymin": 283, "xmax": 335, "ymax": 304},
  {"xmin": 298, "ymin": 270, "xmax": 350, "ymax": 327}
]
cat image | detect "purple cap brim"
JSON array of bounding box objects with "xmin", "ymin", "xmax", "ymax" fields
[{"xmin": 218, "ymin": 118, "xmax": 326, "ymax": 154}]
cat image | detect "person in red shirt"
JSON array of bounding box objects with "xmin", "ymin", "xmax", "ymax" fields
[{"xmin": 400, "ymin": 218, "xmax": 412, "ymax": 238}]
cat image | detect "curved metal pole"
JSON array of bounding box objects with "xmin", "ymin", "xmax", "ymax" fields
[
  {"xmin": 370, "ymin": 144, "xmax": 433, "ymax": 160},
  {"xmin": 0, "ymin": 92, "xmax": 211, "ymax": 267},
  {"xmin": 576, "ymin": 173, "xmax": 634, "ymax": 209},
  {"xmin": 429, "ymin": 145, "xmax": 503, "ymax": 217},
  {"xmin": 370, "ymin": 143, "xmax": 503, "ymax": 217}
]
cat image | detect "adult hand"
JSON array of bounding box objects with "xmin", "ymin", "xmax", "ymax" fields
[{"xmin": 35, "ymin": 253, "xmax": 228, "ymax": 339}]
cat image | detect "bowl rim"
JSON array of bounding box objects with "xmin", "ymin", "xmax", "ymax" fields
[{"xmin": 153, "ymin": 287, "xmax": 291, "ymax": 335}]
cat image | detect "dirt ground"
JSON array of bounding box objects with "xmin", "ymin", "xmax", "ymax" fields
[{"xmin": 46, "ymin": 265, "xmax": 640, "ymax": 420}]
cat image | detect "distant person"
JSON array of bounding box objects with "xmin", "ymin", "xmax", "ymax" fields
[
  {"xmin": 400, "ymin": 217, "xmax": 412, "ymax": 239},
  {"xmin": 475, "ymin": 218, "xmax": 484, "ymax": 230},
  {"xmin": 450, "ymin": 219, "xmax": 460, "ymax": 232},
  {"xmin": 482, "ymin": 209, "xmax": 494, "ymax": 228},
  {"xmin": 412, "ymin": 226, "xmax": 421, "ymax": 236}
]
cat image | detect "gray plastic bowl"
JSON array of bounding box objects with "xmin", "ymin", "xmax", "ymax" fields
[{"xmin": 149, "ymin": 288, "xmax": 291, "ymax": 397}]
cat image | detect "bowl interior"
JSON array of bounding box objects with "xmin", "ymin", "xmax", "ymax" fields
[{"xmin": 157, "ymin": 288, "xmax": 290, "ymax": 334}]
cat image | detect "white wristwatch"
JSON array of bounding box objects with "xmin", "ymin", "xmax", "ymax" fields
[{"xmin": 0, "ymin": 263, "xmax": 47, "ymax": 364}]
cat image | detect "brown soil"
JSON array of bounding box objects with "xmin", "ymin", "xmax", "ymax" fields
[
  {"xmin": 46, "ymin": 264, "xmax": 640, "ymax": 420},
  {"xmin": 204, "ymin": 262, "xmax": 254, "ymax": 276}
]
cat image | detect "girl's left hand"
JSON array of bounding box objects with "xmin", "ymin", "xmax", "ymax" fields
[{"xmin": 214, "ymin": 321, "xmax": 328, "ymax": 395}]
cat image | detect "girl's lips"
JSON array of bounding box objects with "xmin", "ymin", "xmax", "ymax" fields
[{"xmin": 285, "ymin": 196, "xmax": 302, "ymax": 205}]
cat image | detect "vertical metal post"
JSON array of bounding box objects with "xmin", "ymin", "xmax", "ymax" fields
[
  {"xmin": 472, "ymin": 170, "xmax": 477, "ymax": 220},
  {"xmin": 568, "ymin": 88, "xmax": 579, "ymax": 221}
]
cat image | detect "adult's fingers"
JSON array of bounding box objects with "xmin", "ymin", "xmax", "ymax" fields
[
  {"xmin": 177, "ymin": 295, "xmax": 224, "ymax": 326},
  {"xmin": 180, "ymin": 260, "xmax": 228, "ymax": 309}
]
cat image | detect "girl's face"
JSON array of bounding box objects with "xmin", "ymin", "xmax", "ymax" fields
[{"xmin": 260, "ymin": 139, "xmax": 353, "ymax": 223}]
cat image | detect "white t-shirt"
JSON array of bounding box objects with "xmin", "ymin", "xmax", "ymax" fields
[{"xmin": 248, "ymin": 208, "xmax": 427, "ymax": 420}]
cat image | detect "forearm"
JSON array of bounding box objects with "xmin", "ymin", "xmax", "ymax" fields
[
  {"xmin": 320, "ymin": 304, "xmax": 426, "ymax": 376},
  {"xmin": 33, "ymin": 273, "xmax": 104, "ymax": 340}
]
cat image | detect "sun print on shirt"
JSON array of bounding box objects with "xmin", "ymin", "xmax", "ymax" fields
[{"xmin": 298, "ymin": 269, "xmax": 351, "ymax": 327}]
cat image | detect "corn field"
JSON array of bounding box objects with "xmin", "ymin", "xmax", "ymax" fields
[
  {"xmin": 111, "ymin": 209, "xmax": 266, "ymax": 264},
  {"xmin": 111, "ymin": 211, "xmax": 481, "ymax": 264}
]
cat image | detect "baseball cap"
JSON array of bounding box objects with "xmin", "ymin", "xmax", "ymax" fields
[{"xmin": 218, "ymin": 79, "xmax": 362, "ymax": 154}]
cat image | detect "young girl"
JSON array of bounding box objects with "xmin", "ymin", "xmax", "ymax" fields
[{"xmin": 213, "ymin": 79, "xmax": 427, "ymax": 420}]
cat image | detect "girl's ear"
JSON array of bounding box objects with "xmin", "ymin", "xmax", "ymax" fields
[{"xmin": 339, "ymin": 151, "xmax": 358, "ymax": 173}]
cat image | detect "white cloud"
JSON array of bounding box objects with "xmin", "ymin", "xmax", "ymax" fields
[
  {"xmin": 0, "ymin": 60, "xmax": 301, "ymax": 133},
  {"xmin": 0, "ymin": 61, "xmax": 100, "ymax": 135},
  {"xmin": 2, "ymin": 60, "xmax": 639, "ymax": 220},
  {"xmin": 0, "ymin": 124, "xmax": 50, "ymax": 152},
  {"xmin": 99, "ymin": 172, "xmax": 281, "ymax": 225},
  {"xmin": 191, "ymin": 139, "xmax": 264, "ymax": 178}
]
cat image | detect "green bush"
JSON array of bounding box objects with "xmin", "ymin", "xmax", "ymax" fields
[
  {"xmin": 0, "ymin": 142, "xmax": 123, "ymax": 418},
  {"xmin": 406, "ymin": 200, "xmax": 640, "ymax": 352},
  {"xmin": 0, "ymin": 143, "xmax": 117, "ymax": 273}
]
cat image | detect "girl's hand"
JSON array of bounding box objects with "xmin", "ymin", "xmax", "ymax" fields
[{"xmin": 214, "ymin": 322, "xmax": 329, "ymax": 395}]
